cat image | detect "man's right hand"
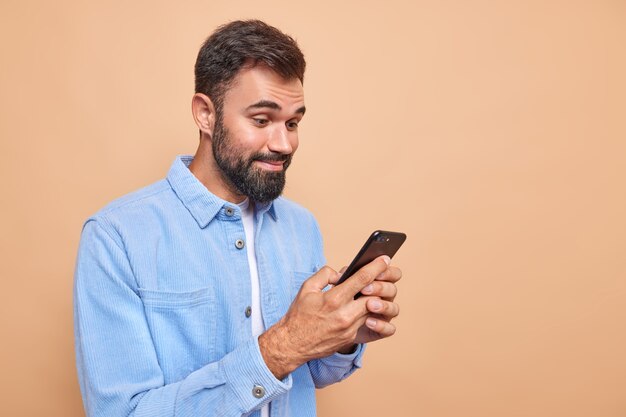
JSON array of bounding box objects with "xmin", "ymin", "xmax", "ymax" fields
[{"xmin": 258, "ymin": 256, "xmax": 394, "ymax": 380}]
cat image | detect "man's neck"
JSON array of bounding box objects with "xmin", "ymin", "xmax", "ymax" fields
[{"xmin": 188, "ymin": 145, "xmax": 247, "ymax": 204}]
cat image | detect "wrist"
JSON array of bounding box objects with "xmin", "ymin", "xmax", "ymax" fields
[
  {"xmin": 337, "ymin": 343, "xmax": 358, "ymax": 355},
  {"xmin": 259, "ymin": 322, "xmax": 301, "ymax": 380}
]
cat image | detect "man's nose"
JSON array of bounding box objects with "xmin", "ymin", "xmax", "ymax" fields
[{"xmin": 268, "ymin": 125, "xmax": 294, "ymax": 154}]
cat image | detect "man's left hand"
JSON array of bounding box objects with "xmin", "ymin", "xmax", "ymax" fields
[{"xmin": 335, "ymin": 264, "xmax": 402, "ymax": 352}]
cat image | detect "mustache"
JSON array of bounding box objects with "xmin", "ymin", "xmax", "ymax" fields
[{"xmin": 251, "ymin": 152, "xmax": 291, "ymax": 163}]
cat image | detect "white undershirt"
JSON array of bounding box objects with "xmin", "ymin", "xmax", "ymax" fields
[{"xmin": 238, "ymin": 199, "xmax": 269, "ymax": 417}]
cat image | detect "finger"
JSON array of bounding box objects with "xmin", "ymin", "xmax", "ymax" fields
[
  {"xmin": 365, "ymin": 317, "xmax": 397, "ymax": 338},
  {"xmin": 332, "ymin": 294, "xmax": 377, "ymax": 331},
  {"xmin": 301, "ymin": 266, "xmax": 339, "ymax": 292},
  {"xmin": 360, "ymin": 281, "xmax": 398, "ymax": 301},
  {"xmin": 365, "ymin": 298, "xmax": 400, "ymax": 319},
  {"xmin": 327, "ymin": 266, "xmax": 348, "ymax": 286},
  {"xmin": 364, "ymin": 312, "xmax": 391, "ymax": 323},
  {"xmin": 328, "ymin": 272, "xmax": 343, "ymax": 286},
  {"xmin": 332, "ymin": 256, "xmax": 390, "ymax": 300},
  {"xmin": 375, "ymin": 266, "xmax": 402, "ymax": 283}
]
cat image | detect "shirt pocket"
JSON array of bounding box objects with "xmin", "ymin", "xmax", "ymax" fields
[
  {"xmin": 290, "ymin": 270, "xmax": 317, "ymax": 299},
  {"xmin": 138, "ymin": 287, "xmax": 217, "ymax": 384}
]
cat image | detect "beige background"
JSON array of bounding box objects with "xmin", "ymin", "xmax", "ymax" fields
[{"xmin": 1, "ymin": 1, "xmax": 625, "ymax": 416}]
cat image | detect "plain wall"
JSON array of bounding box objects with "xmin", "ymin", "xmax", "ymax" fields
[{"xmin": 1, "ymin": 1, "xmax": 625, "ymax": 416}]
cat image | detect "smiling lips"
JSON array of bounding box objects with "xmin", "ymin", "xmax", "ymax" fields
[{"xmin": 255, "ymin": 159, "xmax": 285, "ymax": 171}]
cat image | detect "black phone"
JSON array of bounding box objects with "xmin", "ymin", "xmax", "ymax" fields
[{"xmin": 336, "ymin": 230, "xmax": 407, "ymax": 297}]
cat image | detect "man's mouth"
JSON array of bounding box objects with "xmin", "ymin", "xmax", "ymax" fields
[{"xmin": 254, "ymin": 159, "xmax": 285, "ymax": 171}]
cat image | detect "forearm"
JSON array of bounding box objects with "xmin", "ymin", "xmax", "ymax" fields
[
  {"xmin": 77, "ymin": 335, "xmax": 290, "ymax": 417},
  {"xmin": 258, "ymin": 321, "xmax": 300, "ymax": 381},
  {"xmin": 75, "ymin": 220, "xmax": 290, "ymax": 417}
]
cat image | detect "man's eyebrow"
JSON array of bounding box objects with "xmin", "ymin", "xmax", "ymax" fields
[
  {"xmin": 246, "ymin": 100, "xmax": 281, "ymax": 111},
  {"xmin": 246, "ymin": 100, "xmax": 306, "ymax": 116}
]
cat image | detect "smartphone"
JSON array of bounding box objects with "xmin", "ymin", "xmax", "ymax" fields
[{"xmin": 336, "ymin": 230, "xmax": 407, "ymax": 297}]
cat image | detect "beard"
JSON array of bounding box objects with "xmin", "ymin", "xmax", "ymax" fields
[{"xmin": 211, "ymin": 118, "xmax": 292, "ymax": 204}]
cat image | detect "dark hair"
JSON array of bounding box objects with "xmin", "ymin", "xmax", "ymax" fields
[{"xmin": 195, "ymin": 20, "xmax": 306, "ymax": 111}]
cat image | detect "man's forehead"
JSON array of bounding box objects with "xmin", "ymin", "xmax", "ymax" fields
[
  {"xmin": 246, "ymin": 99, "xmax": 306, "ymax": 116},
  {"xmin": 224, "ymin": 64, "xmax": 305, "ymax": 110}
]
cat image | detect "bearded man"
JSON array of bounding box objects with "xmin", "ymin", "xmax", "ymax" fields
[{"xmin": 74, "ymin": 20, "xmax": 401, "ymax": 417}]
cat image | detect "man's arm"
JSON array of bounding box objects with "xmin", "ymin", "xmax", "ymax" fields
[
  {"xmin": 272, "ymin": 213, "xmax": 401, "ymax": 389},
  {"xmin": 258, "ymin": 256, "xmax": 401, "ymax": 380},
  {"xmin": 74, "ymin": 219, "xmax": 291, "ymax": 417},
  {"xmin": 306, "ymin": 262, "xmax": 402, "ymax": 388}
]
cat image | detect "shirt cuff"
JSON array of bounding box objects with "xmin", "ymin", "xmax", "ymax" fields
[
  {"xmin": 220, "ymin": 336, "xmax": 292, "ymax": 414},
  {"xmin": 326, "ymin": 343, "xmax": 366, "ymax": 368}
]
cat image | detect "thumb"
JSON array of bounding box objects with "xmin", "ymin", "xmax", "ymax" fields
[
  {"xmin": 302, "ymin": 266, "xmax": 339, "ymax": 292},
  {"xmin": 328, "ymin": 267, "xmax": 347, "ymax": 286}
]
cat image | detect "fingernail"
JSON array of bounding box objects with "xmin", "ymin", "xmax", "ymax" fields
[
  {"xmin": 366, "ymin": 318, "xmax": 377, "ymax": 328},
  {"xmin": 370, "ymin": 300, "xmax": 383, "ymax": 311},
  {"xmin": 362, "ymin": 284, "xmax": 373, "ymax": 294},
  {"xmin": 382, "ymin": 255, "xmax": 391, "ymax": 265}
]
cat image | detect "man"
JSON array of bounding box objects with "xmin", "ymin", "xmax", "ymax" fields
[{"xmin": 74, "ymin": 20, "xmax": 401, "ymax": 417}]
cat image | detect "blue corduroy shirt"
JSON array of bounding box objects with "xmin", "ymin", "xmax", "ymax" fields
[{"xmin": 74, "ymin": 155, "xmax": 364, "ymax": 417}]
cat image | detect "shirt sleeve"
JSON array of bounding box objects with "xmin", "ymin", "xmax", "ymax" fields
[
  {"xmin": 74, "ymin": 219, "xmax": 290, "ymax": 417},
  {"xmin": 303, "ymin": 212, "xmax": 367, "ymax": 389},
  {"xmin": 307, "ymin": 344, "xmax": 366, "ymax": 388}
]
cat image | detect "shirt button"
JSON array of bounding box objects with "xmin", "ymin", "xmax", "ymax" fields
[
  {"xmin": 252, "ymin": 384, "xmax": 266, "ymax": 398},
  {"xmin": 235, "ymin": 239, "xmax": 245, "ymax": 249},
  {"xmin": 245, "ymin": 306, "xmax": 252, "ymax": 318},
  {"xmin": 225, "ymin": 207, "xmax": 235, "ymax": 216}
]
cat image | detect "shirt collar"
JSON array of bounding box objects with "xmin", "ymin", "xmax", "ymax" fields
[{"xmin": 167, "ymin": 155, "xmax": 277, "ymax": 228}]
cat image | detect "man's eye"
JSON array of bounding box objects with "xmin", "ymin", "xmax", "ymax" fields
[
  {"xmin": 253, "ymin": 118, "xmax": 269, "ymax": 126},
  {"xmin": 287, "ymin": 120, "xmax": 299, "ymax": 130}
]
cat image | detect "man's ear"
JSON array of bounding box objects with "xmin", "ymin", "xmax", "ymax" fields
[{"xmin": 191, "ymin": 93, "xmax": 216, "ymax": 137}]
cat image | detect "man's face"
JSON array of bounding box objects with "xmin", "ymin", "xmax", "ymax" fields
[{"xmin": 211, "ymin": 64, "xmax": 305, "ymax": 203}]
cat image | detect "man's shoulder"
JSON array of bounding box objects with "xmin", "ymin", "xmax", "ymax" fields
[
  {"xmin": 271, "ymin": 196, "xmax": 323, "ymax": 236},
  {"xmin": 272, "ymin": 197, "xmax": 325, "ymax": 263},
  {"xmin": 88, "ymin": 179, "xmax": 172, "ymax": 224},
  {"xmin": 273, "ymin": 196, "xmax": 316, "ymax": 220}
]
